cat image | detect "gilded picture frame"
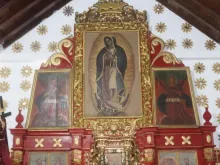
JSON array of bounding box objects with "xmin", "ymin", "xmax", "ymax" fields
[
  {"xmin": 158, "ymin": 150, "xmax": 198, "ymax": 165},
  {"xmin": 73, "ymin": 22, "xmax": 151, "ymax": 128},
  {"xmin": 26, "ymin": 69, "xmax": 72, "ymax": 130},
  {"xmin": 152, "ymin": 67, "xmax": 200, "ymax": 127}
]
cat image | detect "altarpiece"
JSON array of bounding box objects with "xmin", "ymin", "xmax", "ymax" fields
[{"xmin": 10, "ymin": 0, "xmax": 216, "ymax": 165}]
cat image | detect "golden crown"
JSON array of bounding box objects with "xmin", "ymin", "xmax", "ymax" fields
[{"xmin": 94, "ymin": 0, "xmax": 128, "ymax": 13}]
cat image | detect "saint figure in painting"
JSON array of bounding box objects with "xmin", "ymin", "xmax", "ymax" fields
[
  {"xmin": 157, "ymin": 76, "xmax": 196, "ymax": 125},
  {"xmin": 95, "ymin": 36, "xmax": 129, "ymax": 116},
  {"xmin": 31, "ymin": 75, "xmax": 68, "ymax": 127}
]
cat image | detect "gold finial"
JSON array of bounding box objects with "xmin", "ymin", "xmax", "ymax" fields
[{"xmin": 95, "ymin": 0, "xmax": 128, "ymax": 13}]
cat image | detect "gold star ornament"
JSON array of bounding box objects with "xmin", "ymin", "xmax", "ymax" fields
[
  {"xmin": 165, "ymin": 39, "xmax": 176, "ymax": 50},
  {"xmin": 20, "ymin": 80, "xmax": 31, "ymax": 91},
  {"xmin": 213, "ymin": 62, "xmax": 220, "ymax": 74},
  {"xmin": 182, "ymin": 38, "xmax": 193, "ymax": 49},
  {"xmin": 181, "ymin": 22, "xmax": 192, "ymax": 33},
  {"xmin": 18, "ymin": 98, "xmax": 29, "ymax": 109},
  {"xmin": 21, "ymin": 66, "xmax": 32, "ymax": 77},
  {"xmin": 0, "ymin": 82, "xmax": 10, "ymax": 93},
  {"xmin": 153, "ymin": 4, "xmax": 164, "ymax": 14},
  {"xmin": 37, "ymin": 25, "xmax": 48, "ymax": 35},
  {"xmin": 0, "ymin": 67, "xmax": 11, "ymax": 78},
  {"xmin": 48, "ymin": 42, "xmax": 58, "ymax": 52},
  {"xmin": 194, "ymin": 62, "xmax": 205, "ymax": 74},
  {"xmin": 30, "ymin": 41, "xmax": 41, "ymax": 52},
  {"xmin": 12, "ymin": 42, "xmax": 23, "ymax": 53},
  {"xmin": 196, "ymin": 94, "xmax": 208, "ymax": 107},
  {"xmin": 214, "ymin": 80, "xmax": 220, "ymax": 91},
  {"xmin": 155, "ymin": 22, "xmax": 167, "ymax": 33},
  {"xmin": 195, "ymin": 78, "xmax": 206, "ymax": 90},
  {"xmin": 205, "ymin": 40, "xmax": 216, "ymax": 51},
  {"xmin": 61, "ymin": 24, "xmax": 72, "ymax": 35},
  {"xmin": 216, "ymin": 98, "xmax": 220, "ymax": 108}
]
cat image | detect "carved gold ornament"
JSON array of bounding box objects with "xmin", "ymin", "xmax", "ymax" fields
[
  {"xmin": 37, "ymin": 25, "xmax": 48, "ymax": 35},
  {"xmin": 214, "ymin": 79, "xmax": 220, "ymax": 91},
  {"xmin": 182, "ymin": 38, "xmax": 193, "ymax": 49},
  {"xmin": 155, "ymin": 22, "xmax": 167, "ymax": 33},
  {"xmin": 72, "ymin": 150, "xmax": 82, "ymax": 164},
  {"xmin": 165, "ymin": 136, "xmax": 174, "ymax": 145},
  {"xmin": 213, "ymin": 62, "xmax": 220, "ymax": 74},
  {"xmin": 182, "ymin": 136, "xmax": 191, "ymax": 145},
  {"xmin": 194, "ymin": 62, "xmax": 205, "ymax": 74},
  {"xmin": 15, "ymin": 137, "xmax": 21, "ymax": 145},
  {"xmin": 204, "ymin": 148, "xmax": 214, "ymax": 162},
  {"xmin": 144, "ymin": 149, "xmax": 154, "ymax": 163},
  {"xmin": 153, "ymin": 4, "xmax": 164, "ymax": 14},
  {"xmin": 53, "ymin": 138, "xmax": 62, "ymax": 147},
  {"xmin": 30, "ymin": 41, "xmax": 41, "ymax": 52},
  {"xmin": 0, "ymin": 81, "xmax": 10, "ymax": 93},
  {"xmin": 18, "ymin": 98, "xmax": 29, "ymax": 109},
  {"xmin": 12, "ymin": 42, "xmax": 23, "ymax": 53},
  {"xmin": 181, "ymin": 22, "xmax": 192, "ymax": 33},
  {"xmin": 74, "ymin": 136, "xmax": 80, "ymax": 145},
  {"xmin": 75, "ymin": 0, "xmax": 147, "ymax": 23},
  {"xmin": 61, "ymin": 24, "xmax": 72, "ymax": 35},
  {"xmin": 35, "ymin": 138, "xmax": 44, "ymax": 148},
  {"xmin": 147, "ymin": 135, "xmax": 152, "ymax": 144},
  {"xmin": 195, "ymin": 77, "xmax": 207, "ymax": 90},
  {"xmin": 0, "ymin": 67, "xmax": 11, "ymax": 78},
  {"xmin": 196, "ymin": 94, "xmax": 208, "ymax": 107},
  {"xmin": 21, "ymin": 65, "xmax": 32, "ymax": 77},
  {"xmin": 12, "ymin": 151, "xmax": 23, "ymax": 164},
  {"xmin": 48, "ymin": 41, "xmax": 58, "ymax": 52},
  {"xmin": 216, "ymin": 98, "xmax": 220, "ymax": 108},
  {"xmin": 20, "ymin": 80, "xmax": 31, "ymax": 91},
  {"xmin": 165, "ymin": 39, "xmax": 176, "ymax": 50},
  {"xmin": 206, "ymin": 135, "xmax": 211, "ymax": 143},
  {"xmin": 205, "ymin": 40, "xmax": 216, "ymax": 51},
  {"xmin": 42, "ymin": 37, "xmax": 73, "ymax": 68}
]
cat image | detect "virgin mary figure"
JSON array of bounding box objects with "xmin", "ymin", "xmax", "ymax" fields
[{"xmin": 95, "ymin": 36, "xmax": 129, "ymax": 116}]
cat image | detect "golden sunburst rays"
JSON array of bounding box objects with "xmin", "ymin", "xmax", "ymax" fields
[
  {"xmin": 11, "ymin": 42, "xmax": 23, "ymax": 53},
  {"xmin": 37, "ymin": 25, "xmax": 48, "ymax": 35},
  {"xmin": 20, "ymin": 80, "xmax": 31, "ymax": 92},
  {"xmin": 153, "ymin": 4, "xmax": 164, "ymax": 14},
  {"xmin": 18, "ymin": 98, "xmax": 29, "ymax": 109},
  {"xmin": 205, "ymin": 40, "xmax": 216, "ymax": 51},
  {"xmin": 213, "ymin": 62, "xmax": 220, "ymax": 74},
  {"xmin": 48, "ymin": 41, "xmax": 58, "ymax": 52},
  {"xmin": 214, "ymin": 79, "xmax": 220, "ymax": 91},
  {"xmin": 182, "ymin": 38, "xmax": 193, "ymax": 49},
  {"xmin": 196, "ymin": 94, "xmax": 208, "ymax": 107},
  {"xmin": 63, "ymin": 6, "xmax": 74, "ymax": 16},
  {"xmin": 194, "ymin": 62, "xmax": 205, "ymax": 74},
  {"xmin": 216, "ymin": 98, "xmax": 220, "ymax": 108},
  {"xmin": 165, "ymin": 39, "xmax": 177, "ymax": 50},
  {"xmin": 21, "ymin": 66, "xmax": 32, "ymax": 77},
  {"xmin": 0, "ymin": 67, "xmax": 11, "ymax": 78},
  {"xmin": 30, "ymin": 41, "xmax": 41, "ymax": 52},
  {"xmin": 195, "ymin": 78, "xmax": 207, "ymax": 90},
  {"xmin": 61, "ymin": 24, "xmax": 72, "ymax": 35},
  {"xmin": 155, "ymin": 22, "xmax": 167, "ymax": 33},
  {"xmin": 181, "ymin": 22, "xmax": 192, "ymax": 33},
  {"xmin": 0, "ymin": 82, "xmax": 10, "ymax": 93}
]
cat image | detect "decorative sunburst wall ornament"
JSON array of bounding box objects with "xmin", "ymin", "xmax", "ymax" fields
[
  {"xmin": 11, "ymin": 42, "xmax": 23, "ymax": 53},
  {"xmin": 18, "ymin": 98, "xmax": 29, "ymax": 109},
  {"xmin": 195, "ymin": 78, "xmax": 206, "ymax": 90},
  {"xmin": 181, "ymin": 22, "xmax": 192, "ymax": 33},
  {"xmin": 0, "ymin": 82, "xmax": 10, "ymax": 93},
  {"xmin": 216, "ymin": 98, "xmax": 220, "ymax": 108},
  {"xmin": 21, "ymin": 66, "xmax": 32, "ymax": 77},
  {"xmin": 155, "ymin": 22, "xmax": 167, "ymax": 33},
  {"xmin": 214, "ymin": 80, "xmax": 220, "ymax": 91},
  {"xmin": 20, "ymin": 80, "xmax": 31, "ymax": 92},
  {"xmin": 37, "ymin": 25, "xmax": 48, "ymax": 35},
  {"xmin": 30, "ymin": 41, "xmax": 41, "ymax": 52},
  {"xmin": 205, "ymin": 40, "xmax": 216, "ymax": 51},
  {"xmin": 48, "ymin": 41, "xmax": 58, "ymax": 52},
  {"xmin": 63, "ymin": 6, "xmax": 74, "ymax": 16},
  {"xmin": 3, "ymin": 100, "xmax": 8, "ymax": 110},
  {"xmin": 196, "ymin": 94, "xmax": 208, "ymax": 107},
  {"xmin": 165, "ymin": 39, "xmax": 176, "ymax": 50},
  {"xmin": 194, "ymin": 62, "xmax": 205, "ymax": 74},
  {"xmin": 61, "ymin": 24, "xmax": 72, "ymax": 35},
  {"xmin": 182, "ymin": 38, "xmax": 193, "ymax": 49},
  {"xmin": 213, "ymin": 62, "xmax": 220, "ymax": 74},
  {"xmin": 0, "ymin": 67, "xmax": 11, "ymax": 78},
  {"xmin": 153, "ymin": 4, "xmax": 164, "ymax": 14}
]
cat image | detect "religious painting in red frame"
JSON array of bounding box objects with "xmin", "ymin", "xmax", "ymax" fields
[
  {"xmin": 26, "ymin": 69, "xmax": 72, "ymax": 129},
  {"xmin": 152, "ymin": 67, "xmax": 200, "ymax": 127}
]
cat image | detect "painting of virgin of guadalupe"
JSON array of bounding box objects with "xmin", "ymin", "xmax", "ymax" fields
[
  {"xmin": 84, "ymin": 32, "xmax": 142, "ymax": 117},
  {"xmin": 152, "ymin": 68, "xmax": 199, "ymax": 126}
]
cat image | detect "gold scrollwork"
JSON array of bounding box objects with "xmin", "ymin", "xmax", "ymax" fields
[
  {"xmin": 12, "ymin": 150, "xmax": 23, "ymax": 164},
  {"xmin": 42, "ymin": 37, "xmax": 73, "ymax": 68}
]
